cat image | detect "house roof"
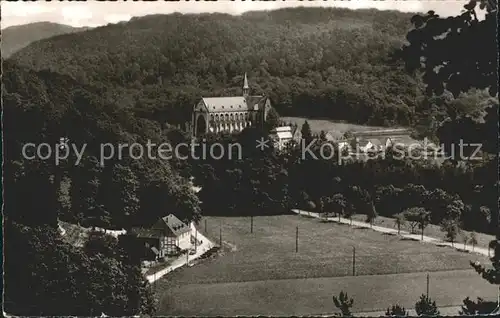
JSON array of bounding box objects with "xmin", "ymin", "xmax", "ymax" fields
[
  {"xmin": 276, "ymin": 131, "xmax": 293, "ymax": 140},
  {"xmin": 160, "ymin": 214, "xmax": 190, "ymax": 237},
  {"xmin": 366, "ymin": 138, "xmax": 382, "ymax": 147},
  {"xmin": 201, "ymin": 95, "xmax": 266, "ymax": 113},
  {"xmin": 275, "ymin": 126, "xmax": 292, "ymax": 132},
  {"xmin": 324, "ymin": 132, "xmax": 336, "ymax": 141},
  {"xmin": 387, "ymin": 136, "xmax": 421, "ymax": 147},
  {"xmin": 272, "ymin": 126, "xmax": 293, "ymax": 140},
  {"xmin": 357, "ymin": 138, "xmax": 372, "ymax": 147}
]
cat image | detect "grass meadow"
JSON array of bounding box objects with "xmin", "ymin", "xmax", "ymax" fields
[
  {"xmin": 281, "ymin": 116, "xmax": 390, "ymax": 137},
  {"xmin": 155, "ymin": 215, "xmax": 496, "ymax": 316}
]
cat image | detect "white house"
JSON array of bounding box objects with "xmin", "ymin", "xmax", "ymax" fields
[
  {"xmin": 356, "ymin": 138, "xmax": 374, "ymax": 153},
  {"xmin": 132, "ymin": 214, "xmax": 192, "ymax": 259},
  {"xmin": 151, "ymin": 214, "xmax": 192, "ymax": 253},
  {"xmin": 270, "ymin": 126, "xmax": 294, "ymax": 150}
]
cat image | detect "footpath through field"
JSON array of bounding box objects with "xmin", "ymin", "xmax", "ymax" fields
[
  {"xmin": 291, "ymin": 209, "xmax": 491, "ymax": 257},
  {"xmin": 146, "ymin": 222, "xmax": 215, "ymax": 283}
]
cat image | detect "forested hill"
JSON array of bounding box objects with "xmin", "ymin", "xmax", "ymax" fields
[
  {"xmin": 9, "ymin": 7, "xmax": 421, "ymax": 128},
  {"xmin": 1, "ymin": 22, "xmax": 89, "ymax": 58},
  {"xmin": 3, "ymin": 60, "xmax": 200, "ymax": 228}
]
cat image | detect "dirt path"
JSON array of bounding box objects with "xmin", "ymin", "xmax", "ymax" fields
[{"xmin": 291, "ymin": 209, "xmax": 491, "ymax": 258}]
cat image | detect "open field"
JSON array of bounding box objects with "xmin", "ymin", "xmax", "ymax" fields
[
  {"xmin": 282, "ymin": 116, "xmax": 391, "ymax": 137},
  {"xmin": 155, "ymin": 215, "xmax": 496, "ymax": 315}
]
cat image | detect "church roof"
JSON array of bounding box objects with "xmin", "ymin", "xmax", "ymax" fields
[
  {"xmin": 202, "ymin": 97, "xmax": 247, "ymax": 112},
  {"xmin": 243, "ymin": 72, "xmax": 249, "ymax": 89},
  {"xmin": 201, "ymin": 95, "xmax": 266, "ymax": 112}
]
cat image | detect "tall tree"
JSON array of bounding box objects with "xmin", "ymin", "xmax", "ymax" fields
[
  {"xmin": 333, "ymin": 291, "xmax": 354, "ymax": 317},
  {"xmin": 301, "ymin": 120, "xmax": 313, "ymax": 145},
  {"xmin": 415, "ymin": 294, "xmax": 440, "ymax": 316},
  {"xmin": 398, "ymin": 0, "xmax": 497, "ymax": 97}
]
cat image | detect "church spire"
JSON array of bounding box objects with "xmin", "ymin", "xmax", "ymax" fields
[{"xmin": 243, "ymin": 72, "xmax": 249, "ymax": 98}]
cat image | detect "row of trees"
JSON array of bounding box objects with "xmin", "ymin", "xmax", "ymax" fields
[
  {"xmin": 333, "ymin": 290, "xmax": 497, "ymax": 316},
  {"xmin": 187, "ymin": 124, "xmax": 497, "ymax": 235}
]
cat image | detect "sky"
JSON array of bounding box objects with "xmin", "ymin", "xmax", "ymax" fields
[{"xmin": 1, "ymin": 1, "xmax": 471, "ymax": 29}]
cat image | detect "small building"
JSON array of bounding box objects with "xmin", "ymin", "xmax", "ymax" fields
[
  {"xmin": 386, "ymin": 136, "xmax": 422, "ymax": 150},
  {"xmin": 337, "ymin": 140, "xmax": 350, "ymax": 152},
  {"xmin": 152, "ymin": 214, "xmax": 192, "ymax": 254},
  {"xmin": 131, "ymin": 214, "xmax": 192, "ymax": 259},
  {"xmin": 356, "ymin": 138, "xmax": 374, "ymax": 153},
  {"xmin": 366, "ymin": 138, "xmax": 383, "ymax": 152},
  {"xmin": 270, "ymin": 126, "xmax": 294, "ymax": 150}
]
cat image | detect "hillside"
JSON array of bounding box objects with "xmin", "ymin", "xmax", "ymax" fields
[
  {"xmin": 9, "ymin": 7, "xmax": 422, "ymax": 128},
  {"xmin": 1, "ymin": 22, "xmax": 89, "ymax": 58},
  {"xmin": 3, "ymin": 60, "xmax": 200, "ymax": 228}
]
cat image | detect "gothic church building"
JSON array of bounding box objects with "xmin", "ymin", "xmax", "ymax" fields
[{"xmin": 191, "ymin": 73, "xmax": 272, "ymax": 137}]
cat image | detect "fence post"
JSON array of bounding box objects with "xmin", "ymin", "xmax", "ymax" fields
[
  {"xmin": 352, "ymin": 246, "xmax": 356, "ymax": 276},
  {"xmin": 296, "ymin": 226, "xmax": 298, "ymax": 253},
  {"xmin": 426, "ymin": 273, "xmax": 429, "ymax": 298}
]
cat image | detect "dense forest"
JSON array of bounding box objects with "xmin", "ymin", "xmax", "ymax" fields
[
  {"xmin": 2, "ymin": 60, "xmax": 200, "ymax": 315},
  {"xmin": 3, "ymin": 3, "xmax": 498, "ymax": 315},
  {"xmin": 9, "ymin": 8, "xmax": 424, "ymax": 128}
]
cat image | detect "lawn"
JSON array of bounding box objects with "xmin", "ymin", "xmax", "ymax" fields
[
  {"xmin": 281, "ymin": 116, "xmax": 390, "ymax": 137},
  {"xmin": 155, "ymin": 215, "xmax": 495, "ymax": 316}
]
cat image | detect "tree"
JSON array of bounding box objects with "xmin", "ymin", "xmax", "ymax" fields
[
  {"xmin": 471, "ymin": 238, "xmax": 500, "ymax": 285},
  {"xmin": 445, "ymin": 200, "xmax": 464, "ymax": 222},
  {"xmin": 332, "ymin": 193, "xmax": 347, "ymax": 222},
  {"xmin": 394, "ymin": 213, "xmax": 406, "ymax": 235},
  {"xmin": 461, "ymin": 232, "xmax": 469, "ymax": 250},
  {"xmin": 403, "ymin": 207, "xmax": 430, "ymax": 238},
  {"xmin": 333, "ymin": 291, "xmax": 354, "ymax": 317},
  {"xmin": 398, "ymin": 0, "xmax": 497, "ymax": 97},
  {"xmin": 300, "ymin": 191, "xmax": 310, "ymax": 209},
  {"xmin": 440, "ymin": 218, "xmax": 461, "ymax": 247},
  {"xmin": 460, "ymin": 297, "xmax": 498, "ymax": 315},
  {"xmin": 265, "ymin": 107, "xmax": 280, "ymax": 132},
  {"xmin": 385, "ymin": 304, "xmax": 408, "ymax": 317},
  {"xmin": 319, "ymin": 130, "xmax": 327, "ymax": 142},
  {"xmin": 365, "ymin": 201, "xmax": 378, "ymax": 228},
  {"xmin": 320, "ymin": 196, "xmax": 332, "ymax": 221},
  {"xmin": 301, "ymin": 120, "xmax": 313, "ymax": 145},
  {"xmin": 469, "ymin": 232, "xmax": 478, "ymax": 251},
  {"xmin": 415, "ymin": 294, "xmax": 439, "ymax": 316}
]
